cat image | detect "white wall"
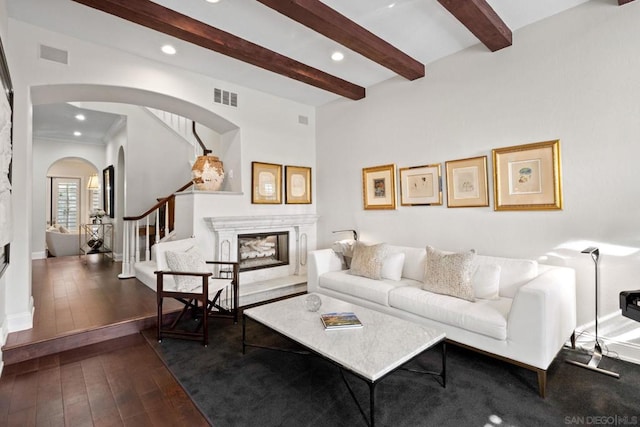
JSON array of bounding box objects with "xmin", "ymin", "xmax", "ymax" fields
[
  {"xmin": 79, "ymin": 103, "xmax": 196, "ymax": 215},
  {"xmin": 317, "ymin": 1, "xmax": 640, "ymax": 355},
  {"xmin": 3, "ymin": 17, "xmax": 315, "ymax": 334}
]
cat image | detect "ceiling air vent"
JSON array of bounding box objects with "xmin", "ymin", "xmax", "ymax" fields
[
  {"xmin": 214, "ymin": 88, "xmax": 238, "ymax": 107},
  {"xmin": 39, "ymin": 44, "xmax": 69, "ymax": 65}
]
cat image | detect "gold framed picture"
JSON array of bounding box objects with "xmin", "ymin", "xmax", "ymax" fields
[
  {"xmin": 251, "ymin": 161, "xmax": 282, "ymax": 204},
  {"xmin": 492, "ymin": 140, "xmax": 563, "ymax": 211},
  {"xmin": 399, "ymin": 164, "xmax": 442, "ymax": 206},
  {"xmin": 362, "ymin": 164, "xmax": 396, "ymax": 210},
  {"xmin": 445, "ymin": 156, "xmax": 489, "ymax": 208},
  {"xmin": 285, "ymin": 165, "xmax": 311, "ymax": 204}
]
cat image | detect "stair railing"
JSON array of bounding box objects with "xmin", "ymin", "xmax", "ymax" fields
[{"xmin": 118, "ymin": 180, "xmax": 194, "ymax": 279}]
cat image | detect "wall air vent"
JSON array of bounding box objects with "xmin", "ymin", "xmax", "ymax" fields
[
  {"xmin": 298, "ymin": 115, "xmax": 309, "ymax": 125},
  {"xmin": 214, "ymin": 88, "xmax": 238, "ymax": 107},
  {"xmin": 39, "ymin": 44, "xmax": 69, "ymax": 65}
]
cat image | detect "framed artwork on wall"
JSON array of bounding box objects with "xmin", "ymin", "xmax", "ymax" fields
[
  {"xmin": 445, "ymin": 156, "xmax": 489, "ymax": 208},
  {"xmin": 492, "ymin": 140, "xmax": 563, "ymax": 211},
  {"xmin": 362, "ymin": 164, "xmax": 396, "ymax": 210},
  {"xmin": 285, "ymin": 165, "xmax": 311, "ymax": 204},
  {"xmin": 0, "ymin": 36, "xmax": 13, "ymax": 279},
  {"xmin": 252, "ymin": 161, "xmax": 282, "ymax": 204},
  {"xmin": 103, "ymin": 165, "xmax": 115, "ymax": 218},
  {"xmin": 399, "ymin": 164, "xmax": 442, "ymax": 206}
]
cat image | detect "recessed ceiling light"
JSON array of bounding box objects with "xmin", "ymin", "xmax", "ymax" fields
[
  {"xmin": 74, "ymin": 131, "xmax": 82, "ymax": 137},
  {"xmin": 75, "ymin": 114, "xmax": 85, "ymax": 121},
  {"xmin": 205, "ymin": 0, "xmax": 221, "ymax": 3},
  {"xmin": 161, "ymin": 44, "xmax": 177, "ymax": 55},
  {"xmin": 388, "ymin": 2, "xmax": 396, "ymax": 8},
  {"xmin": 331, "ymin": 51, "xmax": 344, "ymax": 62}
]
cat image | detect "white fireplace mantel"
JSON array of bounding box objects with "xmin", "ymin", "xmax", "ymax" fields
[
  {"xmin": 205, "ymin": 214, "xmax": 319, "ymax": 232},
  {"xmin": 203, "ymin": 214, "xmax": 319, "ymax": 286}
]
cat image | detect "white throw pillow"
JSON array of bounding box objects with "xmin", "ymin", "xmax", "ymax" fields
[
  {"xmin": 349, "ymin": 242, "xmax": 388, "ymax": 280},
  {"xmin": 58, "ymin": 225, "xmax": 69, "ymax": 233},
  {"xmin": 423, "ymin": 246, "xmax": 476, "ymax": 302},
  {"xmin": 165, "ymin": 246, "xmax": 208, "ymax": 292},
  {"xmin": 381, "ymin": 252, "xmax": 405, "ymax": 281},
  {"xmin": 473, "ymin": 264, "xmax": 501, "ymax": 300}
]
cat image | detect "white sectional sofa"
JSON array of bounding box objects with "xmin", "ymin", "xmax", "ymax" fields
[{"xmin": 308, "ymin": 244, "xmax": 576, "ymax": 397}]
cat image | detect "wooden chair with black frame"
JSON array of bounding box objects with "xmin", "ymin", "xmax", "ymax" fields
[{"xmin": 154, "ymin": 237, "xmax": 239, "ymax": 346}]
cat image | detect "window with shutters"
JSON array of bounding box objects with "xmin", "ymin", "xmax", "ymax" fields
[{"xmin": 53, "ymin": 178, "xmax": 79, "ymax": 229}]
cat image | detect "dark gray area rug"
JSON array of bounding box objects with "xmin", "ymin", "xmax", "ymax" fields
[{"xmin": 143, "ymin": 316, "xmax": 640, "ymax": 427}]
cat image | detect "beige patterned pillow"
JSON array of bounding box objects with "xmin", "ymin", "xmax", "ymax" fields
[
  {"xmin": 349, "ymin": 242, "xmax": 388, "ymax": 280},
  {"xmin": 165, "ymin": 246, "xmax": 208, "ymax": 292},
  {"xmin": 423, "ymin": 246, "xmax": 476, "ymax": 301}
]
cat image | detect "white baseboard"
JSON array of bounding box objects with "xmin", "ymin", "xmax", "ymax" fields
[
  {"xmin": 32, "ymin": 251, "xmax": 47, "ymax": 260},
  {"xmin": 0, "ymin": 316, "xmax": 8, "ymax": 347},
  {"xmin": 0, "ymin": 317, "xmax": 7, "ymax": 376},
  {"xmin": 6, "ymin": 296, "xmax": 35, "ymax": 333}
]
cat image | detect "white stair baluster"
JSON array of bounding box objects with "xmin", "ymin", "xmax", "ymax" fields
[
  {"xmin": 118, "ymin": 220, "xmax": 131, "ymax": 278},
  {"xmin": 155, "ymin": 209, "xmax": 161, "ymax": 246},
  {"xmin": 145, "ymin": 217, "xmax": 150, "ymax": 261},
  {"xmin": 135, "ymin": 220, "xmax": 140, "ymax": 263},
  {"xmin": 164, "ymin": 201, "xmax": 169, "ymax": 235}
]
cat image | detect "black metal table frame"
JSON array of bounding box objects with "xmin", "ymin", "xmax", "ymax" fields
[{"xmin": 242, "ymin": 313, "xmax": 446, "ymax": 427}]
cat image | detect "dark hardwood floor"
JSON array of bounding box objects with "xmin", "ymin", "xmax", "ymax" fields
[{"xmin": 0, "ymin": 255, "xmax": 209, "ymax": 426}]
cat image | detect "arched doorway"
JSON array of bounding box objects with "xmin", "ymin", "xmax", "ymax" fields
[
  {"xmin": 30, "ymin": 84, "xmax": 241, "ymax": 262},
  {"xmin": 44, "ymin": 157, "xmax": 99, "ymax": 257}
]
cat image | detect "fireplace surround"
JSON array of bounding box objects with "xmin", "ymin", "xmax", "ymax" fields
[{"xmin": 205, "ymin": 214, "xmax": 319, "ymax": 291}]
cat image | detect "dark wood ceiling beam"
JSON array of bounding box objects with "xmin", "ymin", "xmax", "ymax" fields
[
  {"xmin": 71, "ymin": 0, "xmax": 365, "ymax": 100},
  {"xmin": 256, "ymin": 0, "xmax": 424, "ymax": 81},
  {"xmin": 437, "ymin": 0, "xmax": 512, "ymax": 52},
  {"xmin": 619, "ymin": 0, "xmax": 636, "ymax": 5}
]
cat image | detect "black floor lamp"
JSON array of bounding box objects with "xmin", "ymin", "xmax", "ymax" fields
[{"xmin": 566, "ymin": 247, "xmax": 619, "ymax": 378}]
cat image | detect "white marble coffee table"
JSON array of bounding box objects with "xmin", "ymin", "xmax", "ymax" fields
[{"xmin": 242, "ymin": 293, "xmax": 446, "ymax": 427}]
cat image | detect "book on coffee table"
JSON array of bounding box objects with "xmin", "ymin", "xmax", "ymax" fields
[{"xmin": 320, "ymin": 312, "xmax": 363, "ymax": 330}]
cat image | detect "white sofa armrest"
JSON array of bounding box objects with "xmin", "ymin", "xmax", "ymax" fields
[
  {"xmin": 507, "ymin": 266, "xmax": 576, "ymax": 369},
  {"xmin": 307, "ymin": 249, "xmax": 344, "ymax": 293}
]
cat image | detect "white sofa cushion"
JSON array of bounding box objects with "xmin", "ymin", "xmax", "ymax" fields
[
  {"xmin": 381, "ymin": 252, "xmax": 405, "ymax": 281},
  {"xmin": 389, "ymin": 286, "xmax": 513, "ymax": 340},
  {"xmin": 473, "ymin": 264, "xmax": 501, "ymax": 300},
  {"xmin": 423, "ymin": 246, "xmax": 476, "ymax": 302},
  {"xmin": 475, "ymin": 255, "xmax": 538, "ymax": 298},
  {"xmin": 319, "ymin": 270, "xmax": 413, "ymax": 306},
  {"xmin": 400, "ymin": 247, "xmax": 426, "ymax": 282}
]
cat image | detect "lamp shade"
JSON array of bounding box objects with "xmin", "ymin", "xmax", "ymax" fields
[{"xmin": 87, "ymin": 174, "xmax": 100, "ymax": 190}]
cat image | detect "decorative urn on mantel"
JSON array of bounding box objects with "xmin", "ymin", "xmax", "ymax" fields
[{"xmin": 192, "ymin": 155, "xmax": 224, "ymax": 191}]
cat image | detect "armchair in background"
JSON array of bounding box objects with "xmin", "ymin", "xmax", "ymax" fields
[{"xmin": 46, "ymin": 225, "xmax": 82, "ymax": 257}]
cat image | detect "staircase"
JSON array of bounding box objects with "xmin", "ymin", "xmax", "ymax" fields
[{"xmin": 119, "ymin": 181, "xmax": 193, "ymax": 279}]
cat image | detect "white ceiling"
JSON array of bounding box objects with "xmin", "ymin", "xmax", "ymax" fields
[
  {"xmin": 32, "ymin": 103, "xmax": 124, "ymax": 145},
  {"xmin": 8, "ymin": 0, "xmax": 591, "ymax": 140}
]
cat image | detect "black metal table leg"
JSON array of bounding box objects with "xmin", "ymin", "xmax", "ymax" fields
[
  {"xmin": 370, "ymin": 381, "xmax": 376, "ymax": 427},
  {"xmin": 442, "ymin": 341, "xmax": 447, "ymax": 388},
  {"xmin": 242, "ymin": 313, "xmax": 246, "ymax": 355}
]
